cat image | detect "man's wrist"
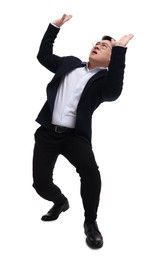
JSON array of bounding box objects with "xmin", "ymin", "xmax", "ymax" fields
[{"xmin": 51, "ymin": 22, "xmax": 60, "ymax": 29}]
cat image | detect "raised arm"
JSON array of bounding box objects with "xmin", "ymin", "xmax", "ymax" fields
[
  {"xmin": 102, "ymin": 34, "xmax": 134, "ymax": 101},
  {"xmin": 37, "ymin": 14, "xmax": 73, "ymax": 73}
]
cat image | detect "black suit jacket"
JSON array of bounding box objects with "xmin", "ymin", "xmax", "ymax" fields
[{"xmin": 36, "ymin": 24, "xmax": 127, "ymax": 144}]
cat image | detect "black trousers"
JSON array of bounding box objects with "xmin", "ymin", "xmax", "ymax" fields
[{"xmin": 32, "ymin": 126, "xmax": 101, "ymax": 223}]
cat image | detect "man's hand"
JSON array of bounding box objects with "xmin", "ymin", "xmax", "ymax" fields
[
  {"xmin": 53, "ymin": 14, "xmax": 73, "ymax": 27},
  {"xmin": 112, "ymin": 34, "xmax": 134, "ymax": 47}
]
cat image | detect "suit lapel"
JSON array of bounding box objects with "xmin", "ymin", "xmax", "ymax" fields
[
  {"xmin": 78, "ymin": 69, "xmax": 107, "ymax": 104},
  {"xmin": 51, "ymin": 59, "xmax": 86, "ymax": 85},
  {"xmin": 47, "ymin": 59, "xmax": 86, "ymax": 111}
]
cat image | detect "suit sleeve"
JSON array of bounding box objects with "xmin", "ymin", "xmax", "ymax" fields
[
  {"xmin": 102, "ymin": 46, "xmax": 127, "ymax": 101},
  {"xmin": 37, "ymin": 23, "xmax": 63, "ymax": 73}
]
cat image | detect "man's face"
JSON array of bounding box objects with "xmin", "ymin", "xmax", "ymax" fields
[{"xmin": 89, "ymin": 40, "xmax": 112, "ymax": 68}]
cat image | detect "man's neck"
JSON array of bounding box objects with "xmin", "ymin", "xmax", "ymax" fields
[{"xmin": 88, "ymin": 62, "xmax": 106, "ymax": 70}]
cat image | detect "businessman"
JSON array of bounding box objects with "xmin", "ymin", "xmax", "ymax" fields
[{"xmin": 32, "ymin": 14, "xmax": 133, "ymax": 249}]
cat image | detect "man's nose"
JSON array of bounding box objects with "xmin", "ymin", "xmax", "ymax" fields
[{"xmin": 94, "ymin": 45, "xmax": 100, "ymax": 50}]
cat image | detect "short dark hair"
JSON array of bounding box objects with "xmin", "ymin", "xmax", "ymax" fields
[{"xmin": 102, "ymin": 35, "xmax": 115, "ymax": 41}]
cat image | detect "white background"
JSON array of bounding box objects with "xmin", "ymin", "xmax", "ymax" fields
[{"xmin": 0, "ymin": 0, "xmax": 154, "ymax": 259}]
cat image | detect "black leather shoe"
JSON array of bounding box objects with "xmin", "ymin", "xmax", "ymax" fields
[
  {"xmin": 84, "ymin": 221, "xmax": 103, "ymax": 249},
  {"xmin": 41, "ymin": 199, "xmax": 69, "ymax": 221}
]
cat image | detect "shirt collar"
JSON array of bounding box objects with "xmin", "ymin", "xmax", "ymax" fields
[{"xmin": 83, "ymin": 62, "xmax": 106, "ymax": 72}]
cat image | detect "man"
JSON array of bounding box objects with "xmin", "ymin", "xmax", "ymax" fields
[{"xmin": 32, "ymin": 14, "xmax": 133, "ymax": 249}]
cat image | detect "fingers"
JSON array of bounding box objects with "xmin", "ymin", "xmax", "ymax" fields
[
  {"xmin": 122, "ymin": 34, "xmax": 134, "ymax": 42},
  {"xmin": 53, "ymin": 14, "xmax": 73, "ymax": 27},
  {"xmin": 112, "ymin": 33, "xmax": 134, "ymax": 47},
  {"xmin": 127, "ymin": 33, "xmax": 134, "ymax": 43},
  {"xmin": 120, "ymin": 33, "xmax": 134, "ymax": 46},
  {"xmin": 128, "ymin": 33, "xmax": 134, "ymax": 40},
  {"xmin": 61, "ymin": 14, "xmax": 73, "ymax": 24}
]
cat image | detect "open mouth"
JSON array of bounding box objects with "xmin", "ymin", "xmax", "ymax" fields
[{"xmin": 92, "ymin": 50, "xmax": 98, "ymax": 55}]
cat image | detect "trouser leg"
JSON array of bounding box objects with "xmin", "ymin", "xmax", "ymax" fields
[
  {"xmin": 62, "ymin": 136, "xmax": 101, "ymax": 223},
  {"xmin": 32, "ymin": 126, "xmax": 66, "ymax": 204}
]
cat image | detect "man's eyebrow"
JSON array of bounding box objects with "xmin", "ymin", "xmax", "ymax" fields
[
  {"xmin": 101, "ymin": 41, "xmax": 110, "ymax": 46},
  {"xmin": 96, "ymin": 41, "xmax": 110, "ymax": 46},
  {"xmin": 94, "ymin": 41, "xmax": 112, "ymax": 50},
  {"xmin": 99, "ymin": 41, "xmax": 112, "ymax": 48}
]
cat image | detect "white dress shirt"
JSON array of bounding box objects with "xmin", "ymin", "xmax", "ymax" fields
[{"xmin": 52, "ymin": 65, "xmax": 104, "ymax": 128}]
